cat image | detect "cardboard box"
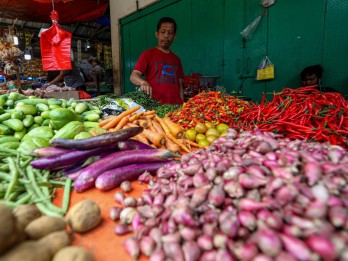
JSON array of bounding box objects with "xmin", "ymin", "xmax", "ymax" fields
[{"xmin": 44, "ymin": 91, "xmax": 79, "ymax": 100}]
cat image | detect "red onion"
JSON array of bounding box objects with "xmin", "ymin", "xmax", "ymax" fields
[
  {"xmin": 139, "ymin": 236, "xmax": 155, "ymax": 256},
  {"xmin": 215, "ymin": 249, "xmax": 234, "ymax": 261},
  {"xmin": 114, "ymin": 223, "xmax": 132, "ymax": 235},
  {"xmin": 280, "ymin": 233, "xmax": 311, "ymax": 261},
  {"xmin": 207, "ymin": 185, "xmax": 225, "ymax": 207},
  {"xmin": 114, "ymin": 191, "xmax": 125, "ymax": 204},
  {"xmin": 109, "ymin": 206, "xmax": 122, "ymax": 221},
  {"xmin": 238, "ymin": 211, "xmax": 256, "ymax": 231},
  {"xmin": 197, "ymin": 234, "xmax": 214, "ymax": 251},
  {"xmin": 149, "ymin": 249, "xmax": 165, "ymax": 261},
  {"xmin": 231, "ymin": 241, "xmax": 258, "ymax": 260},
  {"xmin": 223, "ymin": 180, "xmax": 245, "ymax": 198},
  {"xmin": 257, "ymin": 228, "xmax": 282, "ymax": 257},
  {"xmin": 239, "ymin": 173, "xmax": 268, "ymax": 189},
  {"xmin": 163, "ymin": 242, "xmax": 184, "ymax": 261},
  {"xmin": 124, "ymin": 237, "xmax": 140, "ymax": 260},
  {"xmin": 239, "ymin": 198, "xmax": 268, "ymax": 211},
  {"xmin": 182, "ymin": 241, "xmax": 201, "ymax": 261},
  {"xmin": 190, "ymin": 184, "xmax": 211, "ymax": 208},
  {"xmin": 328, "ymin": 206, "xmax": 347, "ymax": 227},
  {"xmin": 306, "ymin": 235, "xmax": 337, "ymax": 260}
]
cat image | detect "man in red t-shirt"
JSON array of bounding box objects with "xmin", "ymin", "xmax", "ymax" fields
[{"xmin": 130, "ymin": 17, "xmax": 184, "ymax": 105}]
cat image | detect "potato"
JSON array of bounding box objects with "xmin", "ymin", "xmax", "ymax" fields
[
  {"xmin": 65, "ymin": 200, "xmax": 101, "ymax": 233},
  {"xmin": 38, "ymin": 230, "xmax": 71, "ymax": 256},
  {"xmin": 25, "ymin": 215, "xmax": 66, "ymax": 239},
  {"xmin": 13, "ymin": 204, "xmax": 41, "ymax": 230},
  {"xmin": 0, "ymin": 231, "xmax": 70, "ymax": 261},
  {"xmin": 52, "ymin": 246, "xmax": 94, "ymax": 261},
  {"xmin": 0, "ymin": 241, "xmax": 51, "ymax": 261},
  {"xmin": 0, "ymin": 204, "xmax": 19, "ymax": 255}
]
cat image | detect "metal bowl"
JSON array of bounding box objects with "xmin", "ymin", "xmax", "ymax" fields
[{"xmin": 198, "ymin": 76, "xmax": 220, "ymax": 89}]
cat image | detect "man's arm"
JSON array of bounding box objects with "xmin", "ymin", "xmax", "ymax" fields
[
  {"xmin": 41, "ymin": 70, "xmax": 66, "ymax": 90},
  {"xmin": 179, "ymin": 78, "xmax": 184, "ymax": 102},
  {"xmin": 130, "ymin": 70, "xmax": 152, "ymax": 96}
]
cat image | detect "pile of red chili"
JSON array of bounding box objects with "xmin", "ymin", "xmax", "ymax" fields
[
  {"xmin": 232, "ymin": 86, "xmax": 348, "ymax": 148},
  {"xmin": 167, "ymin": 91, "xmax": 251, "ymax": 129},
  {"xmin": 168, "ymin": 87, "xmax": 347, "ymax": 148}
]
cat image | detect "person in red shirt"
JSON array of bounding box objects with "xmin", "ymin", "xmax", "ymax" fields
[{"xmin": 130, "ymin": 17, "xmax": 184, "ymax": 104}]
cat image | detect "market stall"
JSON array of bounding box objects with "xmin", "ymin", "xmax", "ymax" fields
[{"xmin": 0, "ymin": 86, "xmax": 347, "ymax": 260}]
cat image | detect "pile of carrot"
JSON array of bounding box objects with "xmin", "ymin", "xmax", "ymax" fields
[{"xmin": 98, "ymin": 106, "xmax": 195, "ymax": 154}]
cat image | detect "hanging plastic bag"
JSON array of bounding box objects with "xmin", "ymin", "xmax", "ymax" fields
[
  {"xmin": 260, "ymin": 0, "xmax": 276, "ymax": 8},
  {"xmin": 40, "ymin": 10, "xmax": 72, "ymax": 71},
  {"xmin": 256, "ymin": 56, "xmax": 275, "ymax": 80},
  {"xmin": 240, "ymin": 15, "xmax": 262, "ymax": 40}
]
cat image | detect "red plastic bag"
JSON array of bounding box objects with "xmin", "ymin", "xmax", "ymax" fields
[
  {"xmin": 40, "ymin": 10, "xmax": 72, "ymax": 71},
  {"xmin": 78, "ymin": 90, "xmax": 92, "ymax": 99}
]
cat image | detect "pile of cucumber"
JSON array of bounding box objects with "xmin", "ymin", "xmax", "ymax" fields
[{"xmin": 0, "ymin": 92, "xmax": 105, "ymax": 155}]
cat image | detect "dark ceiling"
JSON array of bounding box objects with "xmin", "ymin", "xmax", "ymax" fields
[{"xmin": 0, "ymin": 0, "xmax": 111, "ymax": 45}]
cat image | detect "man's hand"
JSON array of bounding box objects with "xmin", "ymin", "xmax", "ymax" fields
[{"xmin": 139, "ymin": 81, "xmax": 152, "ymax": 97}]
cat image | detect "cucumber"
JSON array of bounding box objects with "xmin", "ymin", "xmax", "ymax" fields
[
  {"xmin": 14, "ymin": 128, "xmax": 27, "ymax": 140},
  {"xmin": 34, "ymin": 116, "xmax": 44, "ymax": 125},
  {"xmin": 0, "ymin": 113, "xmax": 11, "ymax": 122},
  {"xmin": 15, "ymin": 98, "xmax": 48, "ymax": 105},
  {"xmin": 75, "ymin": 102, "xmax": 89, "ymax": 114},
  {"xmin": 8, "ymin": 92, "xmax": 27, "ymax": 101},
  {"xmin": 0, "ymin": 136, "xmax": 19, "ymax": 144},
  {"xmin": 41, "ymin": 110, "xmax": 51, "ymax": 119},
  {"xmin": 83, "ymin": 121, "xmax": 99, "ymax": 128},
  {"xmin": 49, "ymin": 104, "xmax": 61, "ymax": 110},
  {"xmin": 0, "ymin": 123, "xmax": 14, "ymax": 135},
  {"xmin": 74, "ymin": 131, "xmax": 93, "ymax": 140},
  {"xmin": 11, "ymin": 110, "xmax": 26, "ymax": 120},
  {"xmin": 47, "ymin": 98, "xmax": 63, "ymax": 106},
  {"xmin": 15, "ymin": 104, "xmax": 38, "ymax": 115},
  {"xmin": 41, "ymin": 119, "xmax": 50, "ymax": 126},
  {"xmin": 36, "ymin": 103, "xmax": 49, "ymax": 112},
  {"xmin": 84, "ymin": 113, "xmax": 100, "ymax": 122},
  {"xmin": 2, "ymin": 119, "xmax": 24, "ymax": 132},
  {"xmin": 22, "ymin": 115, "xmax": 34, "ymax": 127},
  {"xmin": 1, "ymin": 141, "xmax": 20, "ymax": 149}
]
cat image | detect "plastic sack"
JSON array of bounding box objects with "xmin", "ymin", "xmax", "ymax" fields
[
  {"xmin": 240, "ymin": 15, "xmax": 262, "ymax": 40},
  {"xmin": 257, "ymin": 56, "xmax": 275, "ymax": 80},
  {"xmin": 260, "ymin": 0, "xmax": 276, "ymax": 8},
  {"xmin": 40, "ymin": 10, "xmax": 72, "ymax": 71}
]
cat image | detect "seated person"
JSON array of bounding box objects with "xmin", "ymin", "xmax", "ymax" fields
[{"xmin": 300, "ymin": 65, "xmax": 336, "ymax": 92}]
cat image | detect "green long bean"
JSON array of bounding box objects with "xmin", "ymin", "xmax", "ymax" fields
[{"xmin": 4, "ymin": 157, "xmax": 20, "ymax": 200}]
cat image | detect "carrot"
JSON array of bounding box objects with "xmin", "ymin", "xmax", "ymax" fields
[
  {"xmin": 135, "ymin": 133, "xmax": 150, "ymax": 145},
  {"xmin": 152, "ymin": 120, "xmax": 165, "ymax": 134},
  {"xmin": 136, "ymin": 119, "xmax": 148, "ymax": 128},
  {"xmin": 144, "ymin": 110, "xmax": 156, "ymax": 116},
  {"xmin": 129, "ymin": 112, "xmax": 144, "ymax": 122},
  {"xmin": 187, "ymin": 139, "xmax": 199, "ymax": 148},
  {"xmin": 112, "ymin": 116, "xmax": 129, "ymax": 131},
  {"xmin": 163, "ymin": 117, "xmax": 184, "ymax": 138},
  {"xmin": 155, "ymin": 115, "xmax": 171, "ymax": 134},
  {"xmin": 102, "ymin": 105, "xmax": 141, "ymax": 130},
  {"xmin": 142, "ymin": 129, "xmax": 165, "ymax": 147},
  {"xmin": 165, "ymin": 137, "xmax": 181, "ymax": 153},
  {"xmin": 98, "ymin": 117, "xmax": 112, "ymax": 127},
  {"xmin": 89, "ymin": 130, "xmax": 99, "ymax": 136},
  {"xmin": 166, "ymin": 133, "xmax": 190, "ymax": 153}
]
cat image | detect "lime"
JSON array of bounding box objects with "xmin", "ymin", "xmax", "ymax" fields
[
  {"xmin": 205, "ymin": 121, "xmax": 214, "ymax": 129},
  {"xmin": 195, "ymin": 133, "xmax": 206, "ymax": 143},
  {"xmin": 217, "ymin": 123, "xmax": 229, "ymax": 133},
  {"xmin": 205, "ymin": 127, "xmax": 220, "ymax": 137},
  {"xmin": 185, "ymin": 129, "xmax": 197, "ymax": 142},
  {"xmin": 206, "ymin": 134, "xmax": 218, "ymax": 143},
  {"xmin": 198, "ymin": 139, "xmax": 210, "ymax": 148},
  {"xmin": 195, "ymin": 122, "xmax": 208, "ymax": 134}
]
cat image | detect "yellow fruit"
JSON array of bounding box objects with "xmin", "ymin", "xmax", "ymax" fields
[
  {"xmin": 185, "ymin": 129, "xmax": 197, "ymax": 142},
  {"xmin": 195, "ymin": 122, "xmax": 208, "ymax": 134},
  {"xmin": 206, "ymin": 134, "xmax": 218, "ymax": 143},
  {"xmin": 205, "ymin": 121, "xmax": 214, "ymax": 129},
  {"xmin": 198, "ymin": 139, "xmax": 210, "ymax": 148},
  {"xmin": 205, "ymin": 127, "xmax": 220, "ymax": 137},
  {"xmin": 195, "ymin": 133, "xmax": 206, "ymax": 143},
  {"xmin": 217, "ymin": 123, "xmax": 229, "ymax": 133},
  {"xmin": 220, "ymin": 130, "xmax": 228, "ymax": 136}
]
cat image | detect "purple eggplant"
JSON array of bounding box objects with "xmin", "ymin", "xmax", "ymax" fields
[
  {"xmin": 33, "ymin": 147, "xmax": 70, "ymax": 158},
  {"xmin": 51, "ymin": 126, "xmax": 143, "ymax": 150},
  {"xmin": 74, "ymin": 149, "xmax": 178, "ymax": 192},
  {"xmin": 30, "ymin": 143, "xmax": 117, "ymax": 170},
  {"xmin": 95, "ymin": 161, "xmax": 173, "ymax": 191},
  {"xmin": 117, "ymin": 140, "xmax": 154, "ymax": 151}
]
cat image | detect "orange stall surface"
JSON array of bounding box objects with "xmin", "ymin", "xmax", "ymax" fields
[{"xmin": 53, "ymin": 181, "xmax": 148, "ymax": 261}]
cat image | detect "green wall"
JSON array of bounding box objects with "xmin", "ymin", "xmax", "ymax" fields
[{"xmin": 121, "ymin": 0, "xmax": 348, "ymax": 102}]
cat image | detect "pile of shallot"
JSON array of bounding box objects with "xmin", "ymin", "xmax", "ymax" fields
[{"xmin": 115, "ymin": 128, "xmax": 348, "ymax": 260}]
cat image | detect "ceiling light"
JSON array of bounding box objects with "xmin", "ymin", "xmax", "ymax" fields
[
  {"xmin": 13, "ymin": 36, "xmax": 19, "ymax": 45},
  {"xmin": 24, "ymin": 53, "xmax": 32, "ymax": 60},
  {"xmin": 86, "ymin": 40, "xmax": 91, "ymax": 49}
]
